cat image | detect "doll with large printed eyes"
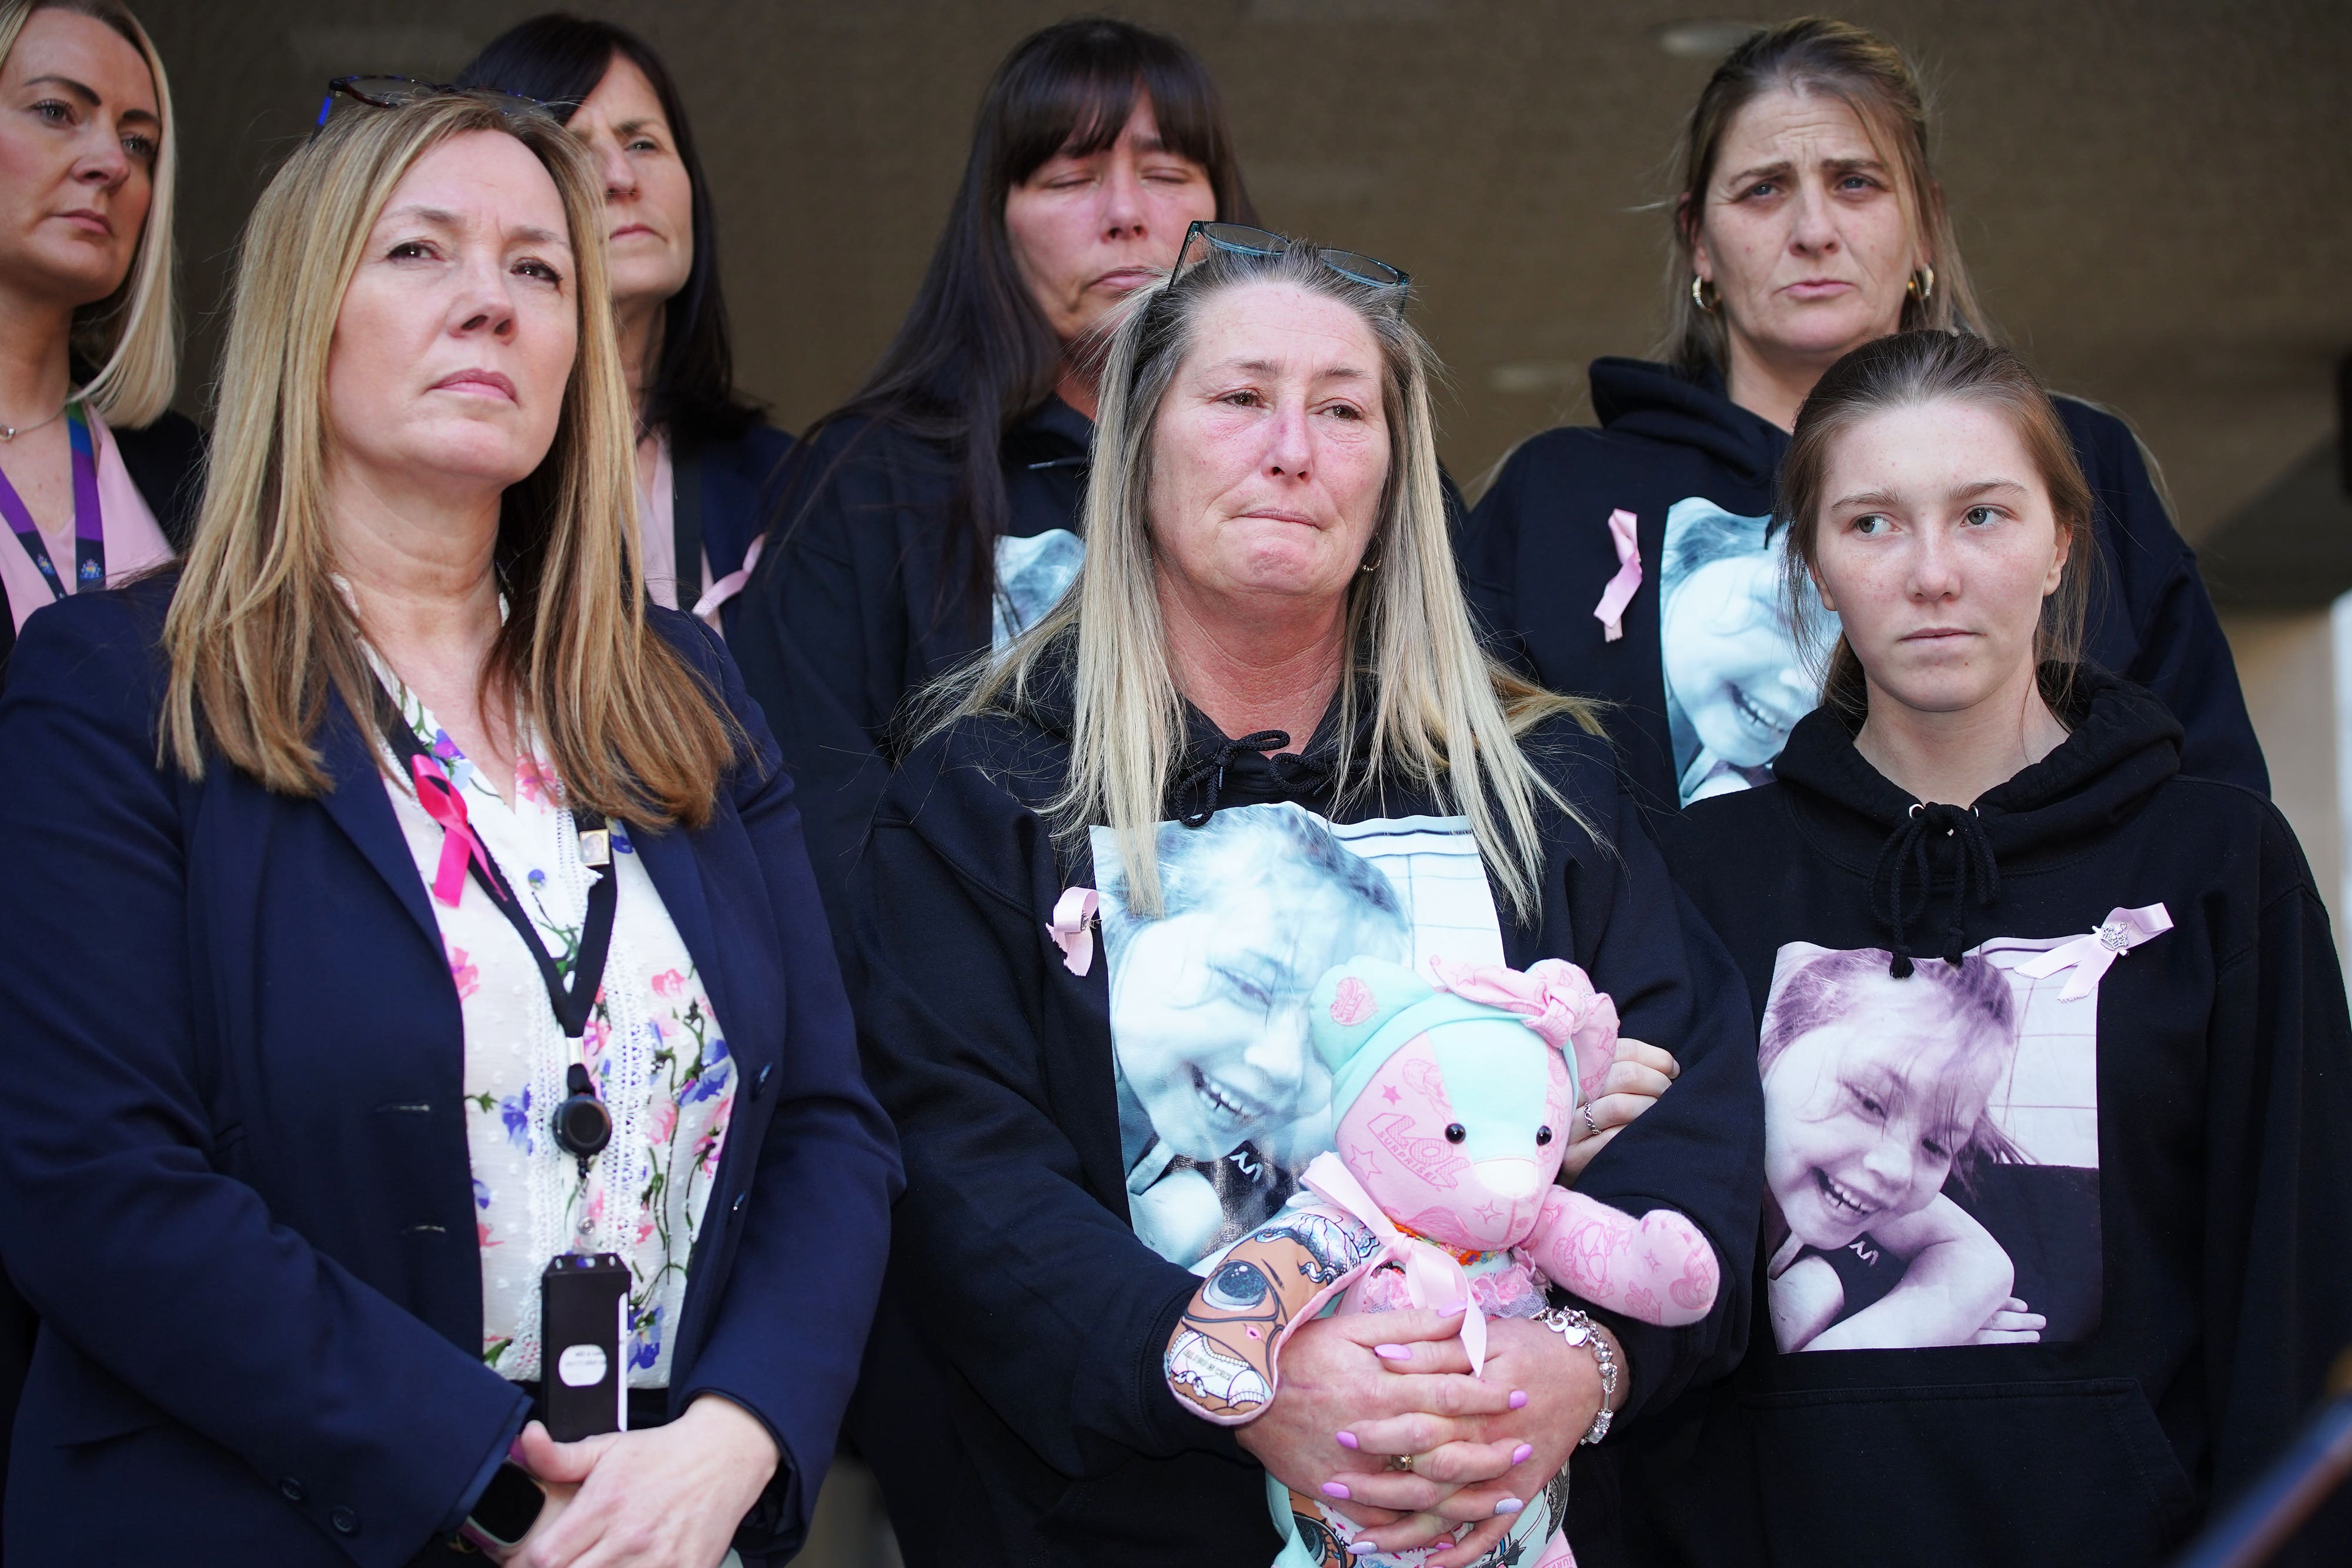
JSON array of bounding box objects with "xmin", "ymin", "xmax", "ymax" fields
[{"xmin": 1165, "ymin": 955, "xmax": 1718, "ymax": 1568}]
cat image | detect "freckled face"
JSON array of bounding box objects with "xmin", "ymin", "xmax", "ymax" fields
[{"xmin": 1764, "ymin": 972, "xmax": 2003, "ymax": 1252}]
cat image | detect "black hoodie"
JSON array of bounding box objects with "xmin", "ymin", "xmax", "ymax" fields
[
  {"xmin": 729, "ymin": 397, "xmax": 1094, "ymax": 945},
  {"xmin": 846, "ymin": 647, "xmax": 1763, "ymax": 1567},
  {"xmin": 1651, "ymin": 671, "xmax": 2352, "ymax": 1567},
  {"xmin": 1458, "ymin": 358, "xmax": 2267, "ymax": 815}
]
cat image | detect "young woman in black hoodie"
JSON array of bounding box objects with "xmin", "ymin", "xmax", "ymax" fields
[
  {"xmin": 1659, "ymin": 330, "xmax": 2352, "ymax": 1567},
  {"xmin": 1458, "ymin": 18, "xmax": 2263, "ymax": 814},
  {"xmin": 850, "ymin": 232, "xmax": 1763, "ymax": 1567}
]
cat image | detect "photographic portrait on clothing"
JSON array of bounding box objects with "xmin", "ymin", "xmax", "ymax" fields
[
  {"xmin": 991, "ymin": 527, "xmax": 1085, "ymax": 647},
  {"xmin": 1658, "ymin": 497, "xmax": 1831, "ymax": 805},
  {"xmin": 1093, "ymin": 804, "xmax": 1506, "ymax": 1271},
  {"xmin": 1758, "ymin": 941, "xmax": 2103, "ymax": 1353}
]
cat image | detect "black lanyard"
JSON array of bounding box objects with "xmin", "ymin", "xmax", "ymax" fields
[{"xmin": 375, "ymin": 701, "xmax": 617, "ymax": 1041}]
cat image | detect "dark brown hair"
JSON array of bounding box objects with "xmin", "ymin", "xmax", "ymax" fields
[
  {"xmin": 457, "ymin": 14, "xmax": 760, "ymax": 443},
  {"xmin": 784, "ymin": 17, "xmax": 1255, "ymax": 630},
  {"xmin": 1777, "ymin": 330, "xmax": 2094, "ymax": 721},
  {"xmin": 1663, "ymin": 16, "xmax": 1986, "ymax": 378}
]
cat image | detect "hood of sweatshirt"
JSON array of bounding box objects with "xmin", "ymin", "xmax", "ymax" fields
[
  {"xmin": 1589, "ymin": 356, "xmax": 1788, "ymax": 491},
  {"xmin": 1765, "ymin": 670, "xmax": 2184, "ymax": 973}
]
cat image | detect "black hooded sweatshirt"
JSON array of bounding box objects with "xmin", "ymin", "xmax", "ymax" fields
[
  {"xmin": 1651, "ymin": 671, "xmax": 2352, "ymax": 1567},
  {"xmin": 846, "ymin": 647, "xmax": 1763, "ymax": 1567},
  {"xmin": 1458, "ymin": 358, "xmax": 2267, "ymax": 814},
  {"xmin": 729, "ymin": 397, "xmax": 1094, "ymax": 945}
]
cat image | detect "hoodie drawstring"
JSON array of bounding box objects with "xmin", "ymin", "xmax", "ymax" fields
[
  {"xmin": 1175, "ymin": 731, "xmax": 1291, "ymax": 828},
  {"xmin": 1869, "ymin": 801, "xmax": 2001, "ymax": 978}
]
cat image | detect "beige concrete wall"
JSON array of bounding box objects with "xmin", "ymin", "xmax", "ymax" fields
[{"xmin": 2219, "ymin": 609, "xmax": 2345, "ymax": 960}]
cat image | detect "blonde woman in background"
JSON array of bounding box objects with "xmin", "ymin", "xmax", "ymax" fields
[
  {"xmin": 0, "ymin": 86, "xmax": 896, "ymax": 1566},
  {"xmin": 0, "ymin": 0, "xmax": 193, "ymax": 663}
]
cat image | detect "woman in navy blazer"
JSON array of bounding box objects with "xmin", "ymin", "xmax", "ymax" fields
[{"xmin": 0, "ymin": 88, "xmax": 896, "ymax": 1568}]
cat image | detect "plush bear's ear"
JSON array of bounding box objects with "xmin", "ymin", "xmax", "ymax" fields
[{"xmin": 1309, "ymin": 955, "xmax": 1434, "ymax": 1080}]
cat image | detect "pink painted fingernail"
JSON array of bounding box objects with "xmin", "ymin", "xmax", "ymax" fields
[
  {"xmin": 1508, "ymin": 1389, "xmax": 1529, "ymax": 1410},
  {"xmin": 1374, "ymin": 1343, "xmax": 1411, "ymax": 1360},
  {"xmin": 1439, "ymin": 1302, "xmax": 1467, "ymax": 1318},
  {"xmin": 1322, "ymin": 1481, "xmax": 1351, "ymax": 1500},
  {"xmin": 1335, "ymin": 1430, "xmax": 1359, "ymax": 1449},
  {"xmin": 1495, "ymin": 1497, "xmax": 1525, "ymax": 1516},
  {"xmin": 1512, "ymin": 1443, "xmax": 1534, "ymax": 1465}
]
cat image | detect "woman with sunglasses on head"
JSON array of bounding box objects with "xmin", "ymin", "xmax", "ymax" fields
[
  {"xmin": 1655, "ymin": 330, "xmax": 2352, "ymax": 1567},
  {"xmin": 1458, "ymin": 18, "xmax": 2263, "ymax": 818},
  {"xmin": 727, "ymin": 18, "xmax": 1251, "ymax": 941},
  {"xmin": 0, "ymin": 0, "xmax": 195, "ymax": 685},
  {"xmin": 848, "ymin": 226, "xmax": 1761, "ymax": 1568},
  {"xmin": 455, "ymin": 14, "xmax": 784, "ymax": 638},
  {"xmin": 0, "ymin": 85, "xmax": 897, "ymax": 1566}
]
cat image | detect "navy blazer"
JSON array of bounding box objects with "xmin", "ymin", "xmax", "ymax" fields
[
  {"xmin": 676, "ymin": 422, "xmax": 793, "ymax": 642},
  {"xmin": 0, "ymin": 576, "xmax": 901, "ymax": 1567}
]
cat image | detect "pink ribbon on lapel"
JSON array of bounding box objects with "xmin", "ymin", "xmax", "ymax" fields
[
  {"xmin": 407, "ymin": 753, "xmax": 496, "ymax": 908},
  {"xmin": 1591, "ymin": 509, "xmax": 1642, "ymax": 643},
  {"xmin": 689, "ymin": 533, "xmax": 764, "ymax": 623},
  {"xmin": 1301, "ymin": 1151, "xmax": 1488, "ymax": 1375},
  {"xmin": 1429, "ymin": 956, "xmax": 1620, "ymax": 1102},
  {"xmin": 2016, "ymin": 902, "xmax": 2172, "ymax": 1001},
  {"xmin": 1045, "ymin": 887, "xmax": 1100, "ymax": 977}
]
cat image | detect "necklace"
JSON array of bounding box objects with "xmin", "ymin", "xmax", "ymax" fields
[{"xmin": 0, "ymin": 403, "xmax": 68, "ymax": 442}]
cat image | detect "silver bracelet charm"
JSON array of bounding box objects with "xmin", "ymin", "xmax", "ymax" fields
[{"xmin": 1535, "ymin": 1306, "xmax": 1619, "ymax": 1445}]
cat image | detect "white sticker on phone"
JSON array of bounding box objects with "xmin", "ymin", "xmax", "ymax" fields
[{"xmin": 557, "ymin": 1343, "xmax": 609, "ymax": 1388}]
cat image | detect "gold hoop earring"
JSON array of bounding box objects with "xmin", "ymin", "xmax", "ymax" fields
[
  {"xmin": 1358, "ymin": 541, "xmax": 1382, "ymax": 575},
  {"xmin": 1690, "ymin": 274, "xmax": 1719, "ymax": 313},
  {"xmin": 1907, "ymin": 265, "xmax": 1936, "ymax": 305}
]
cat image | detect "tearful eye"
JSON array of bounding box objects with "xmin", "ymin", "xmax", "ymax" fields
[
  {"xmin": 1444, "ymin": 1124, "xmax": 1466, "ymax": 1144},
  {"xmin": 1536, "ymin": 1126, "xmax": 1553, "ymax": 1146}
]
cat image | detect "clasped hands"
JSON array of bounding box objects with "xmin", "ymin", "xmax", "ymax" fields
[
  {"xmin": 1235, "ymin": 1307, "xmax": 1618, "ymax": 1567},
  {"xmin": 492, "ymin": 1394, "xmax": 778, "ymax": 1568}
]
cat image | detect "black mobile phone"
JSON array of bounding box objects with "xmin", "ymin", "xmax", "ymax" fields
[
  {"xmin": 460, "ymin": 1461, "xmax": 547, "ymax": 1552},
  {"xmin": 541, "ymin": 1252, "xmax": 629, "ymax": 1442}
]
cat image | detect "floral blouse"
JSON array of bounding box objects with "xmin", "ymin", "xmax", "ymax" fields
[{"xmin": 374, "ymin": 670, "xmax": 736, "ymax": 1388}]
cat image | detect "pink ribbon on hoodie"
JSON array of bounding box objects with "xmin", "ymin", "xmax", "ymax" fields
[
  {"xmin": 1429, "ymin": 955, "xmax": 1621, "ymax": 1101},
  {"xmin": 407, "ymin": 753, "xmax": 497, "ymax": 908},
  {"xmin": 1300, "ymin": 1150, "xmax": 1488, "ymax": 1375},
  {"xmin": 2016, "ymin": 902, "xmax": 2172, "ymax": 1001},
  {"xmin": 1591, "ymin": 509, "xmax": 1642, "ymax": 643},
  {"xmin": 1045, "ymin": 887, "xmax": 1100, "ymax": 976},
  {"xmin": 689, "ymin": 533, "xmax": 766, "ymax": 624}
]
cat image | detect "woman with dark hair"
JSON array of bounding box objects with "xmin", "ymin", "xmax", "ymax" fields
[
  {"xmin": 1458, "ymin": 16, "xmax": 2264, "ymax": 817},
  {"xmin": 728, "ymin": 16, "xmax": 1254, "ymax": 932},
  {"xmin": 457, "ymin": 12, "xmax": 786, "ymax": 635},
  {"xmin": 1658, "ymin": 330, "xmax": 2352, "ymax": 1567}
]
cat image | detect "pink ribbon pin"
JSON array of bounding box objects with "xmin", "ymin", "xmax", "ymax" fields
[
  {"xmin": 1045, "ymin": 887, "xmax": 1100, "ymax": 977},
  {"xmin": 1591, "ymin": 509, "xmax": 1642, "ymax": 643},
  {"xmin": 689, "ymin": 533, "xmax": 765, "ymax": 623},
  {"xmin": 1301, "ymin": 1151, "xmax": 1488, "ymax": 1375},
  {"xmin": 2016, "ymin": 902, "xmax": 2172, "ymax": 1001},
  {"xmin": 407, "ymin": 753, "xmax": 497, "ymax": 908}
]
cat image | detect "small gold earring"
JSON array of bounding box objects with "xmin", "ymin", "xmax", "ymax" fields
[
  {"xmin": 1907, "ymin": 264, "xmax": 1936, "ymax": 304},
  {"xmin": 1690, "ymin": 274, "xmax": 1719, "ymax": 313}
]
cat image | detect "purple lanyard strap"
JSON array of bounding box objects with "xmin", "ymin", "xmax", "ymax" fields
[{"xmin": 1, "ymin": 404, "xmax": 102, "ymax": 603}]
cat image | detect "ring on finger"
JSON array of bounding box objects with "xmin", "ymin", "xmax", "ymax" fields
[
  {"xmin": 1384, "ymin": 1452, "xmax": 1417, "ymax": 1473},
  {"xmin": 1581, "ymin": 1103, "xmax": 1601, "ymax": 1139}
]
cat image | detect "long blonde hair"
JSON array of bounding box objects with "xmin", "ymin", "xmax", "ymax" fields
[
  {"xmin": 948, "ymin": 243, "xmax": 1598, "ymax": 919},
  {"xmin": 0, "ymin": 0, "xmax": 178, "ymax": 426},
  {"xmin": 1661, "ymin": 16, "xmax": 1989, "ymax": 379},
  {"xmin": 162, "ymin": 95, "xmax": 738, "ymax": 826}
]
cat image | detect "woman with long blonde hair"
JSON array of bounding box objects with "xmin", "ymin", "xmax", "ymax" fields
[
  {"xmin": 848, "ymin": 226, "xmax": 1760, "ymax": 1567},
  {"xmin": 0, "ymin": 85, "xmax": 896, "ymax": 1566},
  {"xmin": 0, "ymin": 0, "xmax": 193, "ymax": 673}
]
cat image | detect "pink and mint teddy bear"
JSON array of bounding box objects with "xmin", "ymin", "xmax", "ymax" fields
[{"xmin": 1164, "ymin": 954, "xmax": 1720, "ymax": 1568}]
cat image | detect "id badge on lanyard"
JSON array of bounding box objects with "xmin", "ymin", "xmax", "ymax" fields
[
  {"xmin": 543, "ymin": 1252, "xmax": 630, "ymax": 1440},
  {"xmin": 0, "ymin": 403, "xmax": 101, "ymax": 603}
]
